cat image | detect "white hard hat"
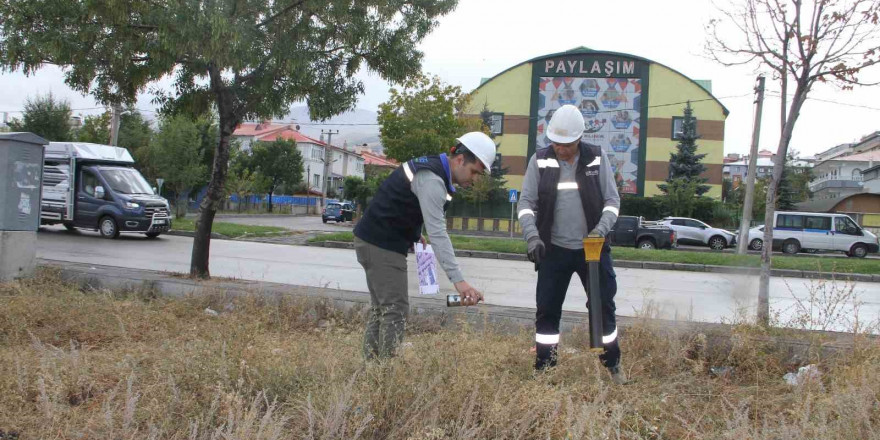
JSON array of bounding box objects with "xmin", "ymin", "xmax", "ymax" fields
[
  {"xmin": 456, "ymin": 131, "xmax": 497, "ymax": 172},
  {"xmin": 546, "ymin": 104, "xmax": 585, "ymax": 144}
]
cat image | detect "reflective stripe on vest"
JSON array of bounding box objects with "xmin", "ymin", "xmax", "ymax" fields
[
  {"xmin": 403, "ymin": 163, "xmax": 415, "ymax": 182},
  {"xmin": 557, "ymin": 182, "xmax": 578, "ymax": 190},
  {"xmin": 603, "ymin": 206, "xmax": 620, "ymax": 216},
  {"xmin": 587, "ymin": 156, "xmax": 601, "ymax": 167},
  {"xmin": 518, "ymin": 208, "xmax": 535, "ymax": 219}
]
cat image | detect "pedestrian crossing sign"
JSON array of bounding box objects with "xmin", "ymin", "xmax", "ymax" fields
[{"xmin": 509, "ymin": 189, "xmax": 518, "ymax": 203}]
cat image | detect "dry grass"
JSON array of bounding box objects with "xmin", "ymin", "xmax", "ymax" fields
[{"xmin": 1, "ymin": 271, "xmax": 879, "ymax": 439}]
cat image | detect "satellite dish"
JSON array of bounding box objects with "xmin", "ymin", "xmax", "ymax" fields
[{"xmin": 296, "ymin": 124, "xmax": 301, "ymax": 130}]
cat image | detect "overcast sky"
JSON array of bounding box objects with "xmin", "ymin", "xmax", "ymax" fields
[{"xmin": 2, "ymin": 0, "xmax": 879, "ymax": 157}]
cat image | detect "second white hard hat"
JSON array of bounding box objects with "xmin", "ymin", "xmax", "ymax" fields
[
  {"xmin": 546, "ymin": 104, "xmax": 586, "ymax": 144},
  {"xmin": 456, "ymin": 131, "xmax": 497, "ymax": 172}
]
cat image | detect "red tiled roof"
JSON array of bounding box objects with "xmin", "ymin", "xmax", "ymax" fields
[
  {"xmin": 361, "ymin": 151, "xmax": 398, "ymax": 167},
  {"xmin": 232, "ymin": 122, "xmax": 289, "ymax": 137},
  {"xmin": 234, "ymin": 122, "xmax": 364, "ymax": 158}
]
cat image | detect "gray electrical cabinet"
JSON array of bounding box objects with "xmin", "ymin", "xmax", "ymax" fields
[{"xmin": 0, "ymin": 132, "xmax": 49, "ymax": 281}]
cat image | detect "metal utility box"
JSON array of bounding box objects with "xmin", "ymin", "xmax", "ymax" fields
[
  {"xmin": 0, "ymin": 132, "xmax": 48, "ymax": 282},
  {"xmin": 0, "ymin": 132, "xmax": 47, "ymax": 230}
]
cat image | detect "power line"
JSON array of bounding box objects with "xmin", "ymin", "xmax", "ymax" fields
[{"xmin": 765, "ymin": 91, "xmax": 880, "ymax": 111}]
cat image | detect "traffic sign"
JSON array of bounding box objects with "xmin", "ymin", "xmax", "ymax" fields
[{"xmin": 508, "ymin": 189, "xmax": 518, "ymax": 203}]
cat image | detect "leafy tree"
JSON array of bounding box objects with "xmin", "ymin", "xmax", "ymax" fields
[
  {"xmin": 658, "ymin": 102, "xmax": 709, "ymax": 196},
  {"xmin": 118, "ymin": 109, "xmax": 153, "ymax": 154},
  {"xmin": 708, "ymin": 0, "xmax": 880, "ymax": 324},
  {"xmin": 1, "ymin": 0, "xmax": 456, "ymax": 278},
  {"xmin": 662, "ymin": 178, "xmax": 701, "ymax": 218},
  {"xmin": 8, "ymin": 93, "xmax": 72, "ymax": 141},
  {"xmin": 251, "ymin": 138, "xmax": 304, "ymax": 212},
  {"xmin": 226, "ymin": 148, "xmax": 258, "ymax": 213},
  {"xmin": 150, "ymin": 115, "xmax": 207, "ymax": 218},
  {"xmin": 379, "ymin": 75, "xmax": 481, "ymax": 162},
  {"xmin": 77, "ymin": 112, "xmax": 111, "ymax": 143}
]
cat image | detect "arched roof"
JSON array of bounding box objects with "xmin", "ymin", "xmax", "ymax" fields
[{"xmin": 472, "ymin": 47, "xmax": 730, "ymax": 116}]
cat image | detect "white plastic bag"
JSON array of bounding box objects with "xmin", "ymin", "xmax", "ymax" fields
[{"xmin": 415, "ymin": 243, "xmax": 439, "ymax": 295}]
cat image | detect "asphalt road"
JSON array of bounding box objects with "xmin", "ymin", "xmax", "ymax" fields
[{"xmin": 36, "ymin": 225, "xmax": 880, "ymax": 333}]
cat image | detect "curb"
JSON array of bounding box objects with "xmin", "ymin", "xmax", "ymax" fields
[
  {"xmin": 165, "ymin": 230, "xmax": 228, "ymax": 240},
  {"xmin": 307, "ymin": 241, "xmax": 878, "ymax": 282}
]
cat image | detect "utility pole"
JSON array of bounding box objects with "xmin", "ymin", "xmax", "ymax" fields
[
  {"xmin": 321, "ymin": 129, "xmax": 339, "ymax": 208},
  {"xmin": 737, "ymin": 75, "xmax": 765, "ymax": 254},
  {"xmin": 109, "ymin": 104, "xmax": 122, "ymax": 146}
]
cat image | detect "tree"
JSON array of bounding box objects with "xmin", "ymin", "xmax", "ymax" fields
[
  {"xmin": 251, "ymin": 138, "xmax": 304, "ymax": 212},
  {"xmin": 662, "ymin": 178, "xmax": 702, "ymax": 217},
  {"xmin": 150, "ymin": 115, "xmax": 207, "ymax": 218},
  {"xmin": 707, "ymin": 0, "xmax": 880, "ymax": 324},
  {"xmin": 1, "ymin": 0, "xmax": 455, "ymax": 278},
  {"xmin": 8, "ymin": 93, "xmax": 72, "ymax": 141},
  {"xmin": 379, "ymin": 75, "xmax": 481, "ymax": 162},
  {"xmin": 118, "ymin": 109, "xmax": 153, "ymax": 155},
  {"xmin": 657, "ymin": 102, "xmax": 709, "ymax": 196},
  {"xmin": 226, "ymin": 148, "xmax": 258, "ymax": 213},
  {"xmin": 77, "ymin": 112, "xmax": 111, "ymax": 143}
]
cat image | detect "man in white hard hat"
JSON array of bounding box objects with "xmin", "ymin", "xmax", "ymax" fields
[
  {"xmin": 517, "ymin": 104, "xmax": 625, "ymax": 384},
  {"xmin": 353, "ymin": 131, "xmax": 497, "ymax": 359}
]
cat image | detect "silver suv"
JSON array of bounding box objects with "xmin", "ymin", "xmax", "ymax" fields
[{"xmin": 659, "ymin": 217, "xmax": 737, "ymax": 251}]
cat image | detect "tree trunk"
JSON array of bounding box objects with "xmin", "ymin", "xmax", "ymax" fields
[
  {"xmin": 176, "ymin": 191, "xmax": 189, "ymax": 219},
  {"xmin": 268, "ymin": 188, "xmax": 274, "ymax": 213},
  {"xmin": 190, "ymin": 81, "xmax": 237, "ymax": 278},
  {"xmin": 757, "ymin": 86, "xmax": 808, "ymax": 325}
]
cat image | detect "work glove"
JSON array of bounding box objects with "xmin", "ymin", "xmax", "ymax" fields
[
  {"xmin": 527, "ymin": 236, "xmax": 546, "ymax": 266},
  {"xmin": 589, "ymin": 209, "xmax": 619, "ymax": 238}
]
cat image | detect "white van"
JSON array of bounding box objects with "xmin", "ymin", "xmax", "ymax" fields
[{"xmin": 747, "ymin": 211, "xmax": 879, "ymax": 258}]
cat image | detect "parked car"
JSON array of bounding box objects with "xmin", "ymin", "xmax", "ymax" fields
[
  {"xmin": 747, "ymin": 212, "xmax": 879, "ymax": 257},
  {"xmin": 322, "ymin": 202, "xmax": 346, "ymax": 223},
  {"xmin": 40, "ymin": 142, "xmax": 171, "ymax": 239},
  {"xmin": 608, "ymin": 216, "xmax": 677, "ymax": 250},
  {"xmin": 659, "ymin": 217, "xmax": 737, "ymax": 251}
]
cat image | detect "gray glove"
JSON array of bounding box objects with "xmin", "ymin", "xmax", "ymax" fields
[
  {"xmin": 527, "ymin": 236, "xmax": 546, "ymax": 265},
  {"xmin": 589, "ymin": 210, "xmax": 619, "ymax": 238}
]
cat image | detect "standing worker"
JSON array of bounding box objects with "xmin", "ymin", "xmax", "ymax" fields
[
  {"xmin": 517, "ymin": 104, "xmax": 626, "ymax": 384},
  {"xmin": 353, "ymin": 132, "xmax": 497, "ymax": 360}
]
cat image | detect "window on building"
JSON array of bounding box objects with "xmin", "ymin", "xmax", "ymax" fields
[
  {"xmin": 312, "ymin": 174, "xmax": 320, "ymax": 188},
  {"xmin": 671, "ymin": 116, "xmax": 697, "ymax": 140},
  {"xmin": 311, "ymin": 146, "xmax": 323, "ymax": 160},
  {"xmin": 488, "ymin": 113, "xmax": 504, "ymax": 135},
  {"xmin": 852, "ymin": 168, "xmax": 862, "ymax": 179}
]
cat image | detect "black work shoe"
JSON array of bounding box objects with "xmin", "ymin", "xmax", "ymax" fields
[{"xmin": 608, "ymin": 365, "xmax": 628, "ymax": 385}]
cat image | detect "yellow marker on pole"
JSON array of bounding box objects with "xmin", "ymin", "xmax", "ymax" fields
[{"xmin": 583, "ymin": 236, "xmax": 605, "ymax": 353}]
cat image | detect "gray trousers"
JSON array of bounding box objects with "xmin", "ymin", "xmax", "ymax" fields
[{"xmin": 354, "ymin": 237, "xmax": 409, "ymax": 360}]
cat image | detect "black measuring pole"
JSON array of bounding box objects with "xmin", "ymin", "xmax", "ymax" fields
[{"xmin": 588, "ymin": 260, "xmax": 604, "ymax": 352}]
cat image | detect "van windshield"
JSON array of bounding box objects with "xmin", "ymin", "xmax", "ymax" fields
[{"xmin": 100, "ymin": 168, "xmax": 154, "ymax": 195}]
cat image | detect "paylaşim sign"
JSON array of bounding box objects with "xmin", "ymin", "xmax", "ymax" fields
[{"xmin": 540, "ymin": 56, "xmax": 644, "ymax": 78}]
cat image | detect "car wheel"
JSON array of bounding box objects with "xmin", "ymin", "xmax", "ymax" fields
[
  {"xmin": 322, "ymin": 218, "xmax": 327, "ymax": 224},
  {"xmin": 850, "ymin": 243, "xmax": 868, "ymax": 258},
  {"xmin": 782, "ymin": 239, "xmax": 801, "ymax": 255},
  {"xmin": 749, "ymin": 238, "xmax": 763, "ymax": 251},
  {"xmin": 637, "ymin": 239, "xmax": 656, "ymax": 250},
  {"xmin": 145, "ymin": 231, "xmax": 161, "ymax": 238},
  {"xmin": 708, "ymin": 235, "xmax": 727, "ymax": 251},
  {"xmin": 99, "ymin": 216, "xmax": 120, "ymax": 239}
]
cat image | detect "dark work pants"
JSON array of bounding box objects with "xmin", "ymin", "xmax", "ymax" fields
[{"xmin": 535, "ymin": 244, "xmax": 620, "ymax": 370}]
